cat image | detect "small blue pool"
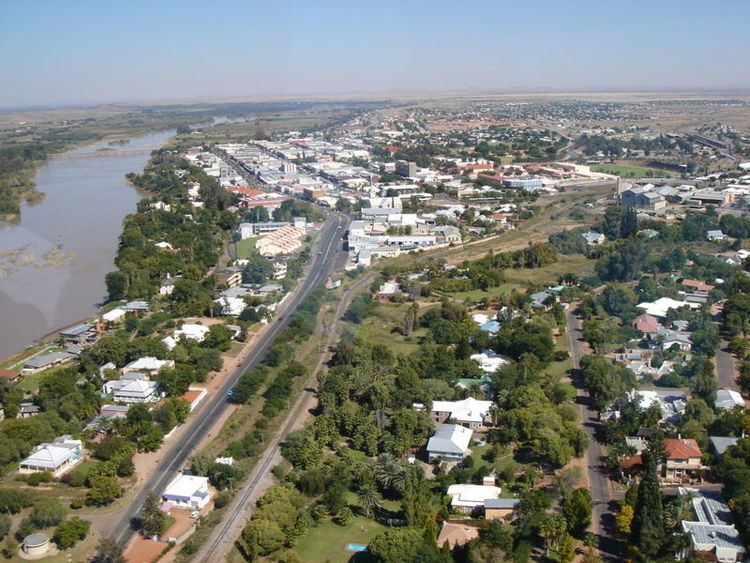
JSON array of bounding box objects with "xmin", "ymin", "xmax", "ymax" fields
[{"xmin": 346, "ymin": 544, "xmax": 368, "ymax": 552}]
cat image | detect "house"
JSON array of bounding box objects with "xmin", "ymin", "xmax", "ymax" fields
[
  {"xmin": 470, "ymin": 350, "xmax": 508, "ymax": 374},
  {"xmin": 172, "ymin": 324, "xmax": 210, "ymax": 344},
  {"xmin": 377, "ymin": 282, "xmax": 401, "ymax": 301},
  {"xmin": 626, "ymin": 389, "xmax": 689, "ymax": 423},
  {"xmin": 431, "ymin": 225, "xmax": 461, "ymax": 243},
  {"xmin": 709, "ymin": 436, "xmax": 741, "ymax": 457},
  {"xmin": 633, "ymin": 313, "xmax": 662, "ymax": 334},
  {"xmin": 446, "ymin": 484, "xmax": 501, "ymax": 514},
  {"xmin": 662, "ymin": 438, "xmax": 707, "ymax": 483},
  {"xmin": 59, "ymin": 323, "xmax": 98, "ymax": 345},
  {"xmin": 707, "ymin": 230, "xmax": 728, "ymax": 242},
  {"xmin": 715, "ymin": 389, "xmax": 745, "ymax": 411},
  {"xmin": 581, "ymin": 231, "xmax": 605, "ymax": 245},
  {"xmin": 429, "ymin": 398, "xmax": 494, "ymax": 429},
  {"xmin": 17, "ymin": 403, "xmax": 41, "ymax": 418},
  {"xmin": 680, "ymin": 489, "xmax": 746, "ymax": 563},
  {"xmin": 637, "ymin": 297, "xmax": 697, "ymax": 318},
  {"xmin": 656, "ymin": 328, "xmax": 692, "ymax": 352},
  {"xmin": 0, "ymin": 369, "xmax": 20, "ymax": 383},
  {"xmin": 214, "ymin": 296, "xmax": 247, "ymax": 316},
  {"xmin": 19, "ymin": 436, "xmax": 83, "ymax": 477},
  {"xmin": 159, "ymin": 276, "xmax": 182, "ymax": 296},
  {"xmin": 485, "ymin": 498, "xmax": 520, "ymax": 520},
  {"xmin": 529, "ymin": 290, "xmax": 555, "ymax": 309},
  {"xmin": 121, "ymin": 357, "xmax": 174, "ymax": 377},
  {"xmin": 214, "ymin": 267, "xmax": 243, "ymax": 288},
  {"xmin": 681, "ymin": 279, "xmax": 716, "ymax": 293},
  {"xmin": 162, "ymin": 474, "xmax": 212, "ymax": 509},
  {"xmin": 427, "ymin": 424, "xmax": 473, "ymax": 462},
  {"xmin": 101, "ymin": 308, "xmax": 126, "ymax": 324},
  {"xmin": 436, "ymin": 522, "xmax": 479, "ymax": 549},
  {"xmin": 479, "ymin": 320, "xmax": 501, "ymax": 334},
  {"xmin": 23, "ymin": 351, "xmax": 73, "ymax": 373},
  {"xmin": 103, "ymin": 379, "xmax": 162, "ymax": 404}
]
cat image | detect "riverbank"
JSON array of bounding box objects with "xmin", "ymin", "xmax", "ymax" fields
[{"xmin": 0, "ymin": 129, "xmax": 175, "ymax": 360}]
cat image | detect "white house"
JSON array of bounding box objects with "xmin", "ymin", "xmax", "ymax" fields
[
  {"xmin": 101, "ymin": 308, "xmax": 126, "ymax": 324},
  {"xmin": 121, "ymin": 357, "xmax": 174, "ymax": 377},
  {"xmin": 427, "ymin": 424, "xmax": 473, "ymax": 462},
  {"xmin": 470, "ymin": 350, "xmax": 508, "ymax": 374},
  {"xmin": 637, "ymin": 297, "xmax": 698, "ymax": 318},
  {"xmin": 103, "ymin": 379, "xmax": 162, "ymax": 404},
  {"xmin": 429, "ymin": 398, "xmax": 494, "ymax": 429},
  {"xmin": 19, "ymin": 436, "xmax": 83, "ymax": 477},
  {"xmin": 162, "ymin": 474, "xmax": 212, "ymax": 509},
  {"xmin": 173, "ymin": 324, "xmax": 210, "ymax": 343},
  {"xmin": 446, "ymin": 484, "xmax": 502, "ymax": 513}
]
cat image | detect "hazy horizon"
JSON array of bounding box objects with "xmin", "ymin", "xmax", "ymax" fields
[{"xmin": 2, "ymin": 0, "xmax": 749, "ymax": 108}]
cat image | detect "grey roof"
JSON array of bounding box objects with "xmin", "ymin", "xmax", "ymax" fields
[
  {"xmin": 484, "ymin": 498, "xmax": 520, "ymax": 509},
  {"xmin": 59, "ymin": 323, "xmax": 93, "ymax": 336},
  {"xmin": 24, "ymin": 351, "xmax": 72, "ymax": 369},
  {"xmin": 427, "ymin": 425, "xmax": 470, "ymax": 454},
  {"xmin": 123, "ymin": 300, "xmax": 150, "ymax": 311},
  {"xmin": 709, "ymin": 436, "xmax": 741, "ymax": 456},
  {"xmin": 681, "ymin": 522, "xmax": 745, "ymax": 554}
]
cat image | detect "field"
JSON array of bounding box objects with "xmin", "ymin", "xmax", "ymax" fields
[
  {"xmin": 354, "ymin": 301, "xmax": 428, "ymax": 356},
  {"xmin": 591, "ymin": 163, "xmax": 673, "ymax": 178},
  {"xmin": 233, "ymin": 237, "xmax": 257, "ymax": 260},
  {"xmin": 294, "ymin": 515, "xmax": 385, "ymax": 563}
]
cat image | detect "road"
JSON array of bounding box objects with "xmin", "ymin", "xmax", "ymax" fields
[
  {"xmin": 193, "ymin": 269, "xmax": 376, "ymax": 562},
  {"xmin": 110, "ymin": 212, "xmax": 350, "ymax": 546},
  {"xmin": 565, "ymin": 307, "xmax": 622, "ymax": 561},
  {"xmin": 716, "ymin": 340, "xmax": 739, "ymax": 392}
]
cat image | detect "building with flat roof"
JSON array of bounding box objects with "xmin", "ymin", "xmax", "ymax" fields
[{"xmin": 162, "ymin": 474, "xmax": 212, "ymax": 509}]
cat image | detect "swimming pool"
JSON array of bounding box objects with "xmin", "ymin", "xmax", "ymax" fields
[{"xmin": 346, "ymin": 543, "xmax": 368, "ymax": 552}]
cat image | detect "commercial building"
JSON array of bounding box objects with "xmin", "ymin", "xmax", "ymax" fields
[
  {"xmin": 162, "ymin": 474, "xmax": 212, "ymax": 509},
  {"xmin": 395, "ymin": 160, "xmax": 417, "ymax": 177}
]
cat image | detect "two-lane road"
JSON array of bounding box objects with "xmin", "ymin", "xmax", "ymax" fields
[
  {"xmin": 565, "ymin": 307, "xmax": 622, "ymax": 561},
  {"xmin": 111, "ymin": 212, "xmax": 349, "ymax": 545}
]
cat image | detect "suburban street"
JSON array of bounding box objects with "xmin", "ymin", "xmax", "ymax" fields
[
  {"xmin": 716, "ymin": 340, "xmax": 739, "ymax": 391},
  {"xmin": 110, "ymin": 212, "xmax": 350, "ymax": 546},
  {"xmin": 565, "ymin": 307, "xmax": 622, "ymax": 561}
]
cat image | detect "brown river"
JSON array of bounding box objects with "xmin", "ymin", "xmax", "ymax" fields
[{"xmin": 0, "ymin": 130, "xmax": 175, "ymax": 360}]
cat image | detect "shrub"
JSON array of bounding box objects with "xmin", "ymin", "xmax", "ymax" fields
[{"xmin": 26, "ymin": 472, "xmax": 53, "ymax": 487}]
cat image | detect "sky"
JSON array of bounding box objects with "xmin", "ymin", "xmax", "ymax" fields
[{"xmin": 1, "ymin": 0, "xmax": 749, "ymax": 108}]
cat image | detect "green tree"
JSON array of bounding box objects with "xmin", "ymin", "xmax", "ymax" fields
[
  {"xmin": 86, "ymin": 476, "xmax": 123, "ymax": 506},
  {"xmin": 139, "ymin": 492, "xmax": 168, "ymax": 537},
  {"xmin": 53, "ymin": 517, "xmax": 90, "ymax": 549},
  {"xmin": 30, "ymin": 498, "xmax": 66, "ymax": 528},
  {"xmin": 401, "ymin": 466, "xmax": 432, "ymax": 528},
  {"xmin": 630, "ymin": 450, "xmax": 665, "ymax": 558},
  {"xmin": 91, "ymin": 537, "xmax": 125, "ymax": 563},
  {"xmin": 368, "ymin": 528, "xmax": 425, "ymax": 563},
  {"xmin": 562, "ymin": 488, "xmax": 593, "ymax": 537},
  {"xmin": 691, "ymin": 358, "xmax": 718, "ymax": 408},
  {"xmin": 357, "ymin": 482, "xmax": 380, "ymax": 518}
]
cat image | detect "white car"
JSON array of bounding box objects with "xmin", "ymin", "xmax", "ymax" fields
[{"xmin": 190, "ymin": 511, "xmax": 200, "ymax": 519}]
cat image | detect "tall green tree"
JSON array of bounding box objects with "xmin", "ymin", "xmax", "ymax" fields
[{"xmin": 630, "ymin": 449, "xmax": 665, "ymax": 558}]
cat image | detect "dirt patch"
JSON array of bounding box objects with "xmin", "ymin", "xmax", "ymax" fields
[{"xmin": 124, "ymin": 536, "xmax": 169, "ymax": 563}]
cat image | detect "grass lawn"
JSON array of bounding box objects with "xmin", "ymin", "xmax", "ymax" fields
[
  {"xmin": 591, "ymin": 163, "xmax": 673, "ymax": 178},
  {"xmin": 355, "ymin": 302, "xmax": 425, "ymax": 356},
  {"xmin": 233, "ymin": 237, "xmax": 257, "ymax": 260},
  {"xmin": 295, "ymin": 515, "xmax": 385, "ymax": 563},
  {"xmin": 16, "ymin": 361, "xmax": 73, "ymax": 392}
]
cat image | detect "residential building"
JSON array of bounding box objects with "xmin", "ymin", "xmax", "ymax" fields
[
  {"xmin": 0, "ymin": 369, "xmax": 20, "ymax": 383},
  {"xmin": 427, "ymin": 424, "xmax": 473, "ymax": 462},
  {"xmin": 429, "ymin": 398, "xmax": 494, "ymax": 429},
  {"xmin": 436, "ymin": 523, "xmax": 479, "ymax": 549},
  {"xmin": 23, "ymin": 351, "xmax": 73, "ymax": 373},
  {"xmin": 59, "ymin": 323, "xmax": 98, "ymax": 345},
  {"xmin": 395, "ymin": 160, "xmax": 417, "ymax": 177},
  {"xmin": 19, "ymin": 436, "xmax": 83, "ymax": 477},
  {"xmin": 103, "ymin": 379, "xmax": 162, "ymax": 404},
  {"xmin": 162, "ymin": 474, "xmax": 212, "ymax": 509},
  {"xmin": 662, "ymin": 438, "xmax": 707, "ymax": 483},
  {"xmin": 214, "ymin": 267, "xmax": 243, "ymax": 288},
  {"xmin": 633, "ymin": 313, "xmax": 662, "ymax": 334},
  {"xmin": 581, "ymin": 231, "xmax": 605, "ymax": 245},
  {"xmin": 469, "ymin": 350, "xmax": 508, "ymax": 374},
  {"xmin": 485, "ymin": 498, "xmax": 520, "ymax": 520},
  {"xmin": 715, "ymin": 389, "xmax": 745, "ymax": 411},
  {"xmin": 709, "ymin": 436, "xmax": 741, "ymax": 457},
  {"xmin": 446, "ymin": 484, "xmax": 501, "ymax": 514},
  {"xmin": 121, "ymin": 357, "xmax": 174, "ymax": 377},
  {"xmin": 680, "ymin": 489, "xmax": 746, "ymax": 563},
  {"xmin": 637, "ymin": 297, "xmax": 697, "ymax": 318}
]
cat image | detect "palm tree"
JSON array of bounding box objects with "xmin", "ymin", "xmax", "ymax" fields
[
  {"xmin": 539, "ymin": 513, "xmax": 566, "ymax": 554},
  {"xmin": 374, "ymin": 454, "xmax": 407, "ymax": 494},
  {"xmin": 357, "ymin": 482, "xmax": 381, "ymax": 518}
]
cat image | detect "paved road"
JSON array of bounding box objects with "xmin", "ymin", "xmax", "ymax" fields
[
  {"xmin": 193, "ymin": 268, "xmax": 375, "ymax": 562},
  {"xmin": 716, "ymin": 340, "xmax": 739, "ymax": 391},
  {"xmin": 565, "ymin": 307, "xmax": 622, "ymax": 561},
  {"xmin": 110, "ymin": 212, "xmax": 350, "ymax": 545}
]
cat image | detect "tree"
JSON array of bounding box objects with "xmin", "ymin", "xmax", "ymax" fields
[
  {"xmin": 562, "ymin": 488, "xmax": 592, "ymax": 537},
  {"xmin": 91, "ymin": 538, "xmax": 125, "ymax": 563},
  {"xmin": 691, "ymin": 358, "xmax": 718, "ymax": 408},
  {"xmin": 86, "ymin": 476, "xmax": 123, "ymax": 506},
  {"xmin": 539, "ymin": 512, "xmax": 567, "ymax": 553},
  {"xmin": 401, "ymin": 466, "xmax": 432, "ymax": 528},
  {"xmin": 105, "ymin": 271, "xmax": 128, "ymax": 301},
  {"xmin": 357, "ymin": 482, "xmax": 380, "ymax": 518},
  {"xmin": 30, "ymin": 497, "xmax": 66, "ymax": 528},
  {"xmin": 242, "ymin": 254, "xmax": 274, "ymax": 284},
  {"xmin": 139, "ymin": 492, "xmax": 168, "ymax": 537},
  {"xmin": 202, "ymin": 324, "xmax": 233, "ymax": 351},
  {"xmin": 401, "ymin": 303, "xmax": 418, "ymax": 337},
  {"xmin": 615, "ymin": 504, "xmax": 634, "ymax": 535},
  {"xmin": 368, "ymin": 528, "xmax": 424, "ymax": 563},
  {"xmin": 600, "ymin": 284, "xmax": 637, "ymax": 316},
  {"xmin": 373, "ymin": 454, "xmax": 407, "ymax": 496},
  {"xmin": 630, "ymin": 449, "xmax": 665, "ymax": 558},
  {"xmin": 53, "ymin": 518, "xmax": 90, "ymax": 549}
]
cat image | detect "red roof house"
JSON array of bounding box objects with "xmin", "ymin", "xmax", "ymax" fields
[{"xmin": 633, "ymin": 313, "xmax": 662, "ymax": 334}]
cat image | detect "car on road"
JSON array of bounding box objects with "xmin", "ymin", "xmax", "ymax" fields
[{"xmin": 318, "ymin": 251, "xmax": 323, "ymax": 255}]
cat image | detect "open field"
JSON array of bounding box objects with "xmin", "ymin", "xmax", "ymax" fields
[{"xmin": 592, "ymin": 163, "xmax": 674, "ymax": 178}]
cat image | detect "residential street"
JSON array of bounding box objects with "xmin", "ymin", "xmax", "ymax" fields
[
  {"xmin": 716, "ymin": 340, "xmax": 739, "ymax": 391},
  {"xmin": 565, "ymin": 307, "xmax": 622, "ymax": 561}
]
